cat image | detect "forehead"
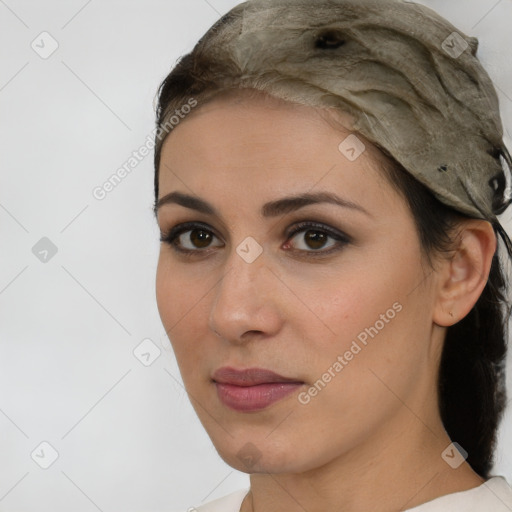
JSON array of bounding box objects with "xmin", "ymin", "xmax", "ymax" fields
[
  {"xmin": 156, "ymin": 100, "xmax": 406, "ymax": 234},
  {"xmin": 158, "ymin": 89, "xmax": 387, "ymax": 180}
]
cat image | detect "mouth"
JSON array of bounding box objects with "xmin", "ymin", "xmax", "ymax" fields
[{"xmin": 212, "ymin": 367, "xmax": 304, "ymax": 412}]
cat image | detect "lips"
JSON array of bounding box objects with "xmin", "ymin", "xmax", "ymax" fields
[
  {"xmin": 212, "ymin": 367, "xmax": 304, "ymax": 412},
  {"xmin": 213, "ymin": 367, "xmax": 302, "ymax": 386}
]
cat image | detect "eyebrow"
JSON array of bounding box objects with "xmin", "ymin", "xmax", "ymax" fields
[{"xmin": 155, "ymin": 190, "xmax": 372, "ymax": 218}]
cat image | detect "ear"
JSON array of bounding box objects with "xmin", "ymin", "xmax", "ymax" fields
[{"xmin": 433, "ymin": 220, "xmax": 497, "ymax": 327}]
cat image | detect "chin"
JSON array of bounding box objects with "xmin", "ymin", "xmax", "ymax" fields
[{"xmin": 212, "ymin": 434, "xmax": 317, "ymax": 474}]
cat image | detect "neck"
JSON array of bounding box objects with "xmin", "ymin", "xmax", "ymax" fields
[{"xmin": 240, "ymin": 406, "xmax": 484, "ymax": 512}]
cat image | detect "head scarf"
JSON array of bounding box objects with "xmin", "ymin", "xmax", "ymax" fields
[{"xmin": 156, "ymin": 0, "xmax": 512, "ymax": 218}]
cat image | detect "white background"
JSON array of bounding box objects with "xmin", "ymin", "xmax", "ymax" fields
[{"xmin": 1, "ymin": 1, "xmax": 511, "ymax": 511}]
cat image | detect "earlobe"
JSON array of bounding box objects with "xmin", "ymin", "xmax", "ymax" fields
[{"xmin": 433, "ymin": 220, "xmax": 496, "ymax": 327}]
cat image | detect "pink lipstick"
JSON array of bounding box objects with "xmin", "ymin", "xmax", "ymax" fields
[{"xmin": 212, "ymin": 367, "xmax": 304, "ymax": 412}]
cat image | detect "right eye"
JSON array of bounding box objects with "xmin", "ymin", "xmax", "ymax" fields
[{"xmin": 160, "ymin": 222, "xmax": 224, "ymax": 254}]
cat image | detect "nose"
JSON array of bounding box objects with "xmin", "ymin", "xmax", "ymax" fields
[{"xmin": 208, "ymin": 244, "xmax": 283, "ymax": 344}]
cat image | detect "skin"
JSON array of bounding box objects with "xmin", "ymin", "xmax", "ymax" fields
[{"xmin": 155, "ymin": 89, "xmax": 496, "ymax": 512}]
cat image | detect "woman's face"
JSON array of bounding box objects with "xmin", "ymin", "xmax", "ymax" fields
[{"xmin": 155, "ymin": 91, "xmax": 444, "ymax": 474}]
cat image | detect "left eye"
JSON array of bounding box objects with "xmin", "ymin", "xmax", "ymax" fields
[{"xmin": 285, "ymin": 222, "xmax": 350, "ymax": 254}]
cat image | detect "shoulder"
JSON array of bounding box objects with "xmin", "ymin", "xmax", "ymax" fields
[
  {"xmin": 470, "ymin": 476, "xmax": 512, "ymax": 511},
  {"xmin": 406, "ymin": 476, "xmax": 512, "ymax": 511},
  {"xmin": 178, "ymin": 489, "xmax": 249, "ymax": 512}
]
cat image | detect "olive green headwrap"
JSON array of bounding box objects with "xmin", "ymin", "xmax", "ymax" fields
[{"xmin": 155, "ymin": 0, "xmax": 512, "ymax": 219}]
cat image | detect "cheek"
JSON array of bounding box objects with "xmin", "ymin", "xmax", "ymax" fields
[
  {"xmin": 306, "ymin": 264, "xmax": 429, "ymax": 405},
  {"xmin": 308, "ymin": 266, "xmax": 405, "ymax": 349},
  {"xmin": 155, "ymin": 257, "xmax": 212, "ymax": 375},
  {"xmin": 156, "ymin": 259, "xmax": 198, "ymax": 351},
  {"xmin": 155, "ymin": 257, "xmax": 196, "ymax": 323},
  {"xmin": 304, "ymin": 246, "xmax": 427, "ymax": 385}
]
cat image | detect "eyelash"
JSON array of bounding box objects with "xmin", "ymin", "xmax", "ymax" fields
[{"xmin": 159, "ymin": 221, "xmax": 351, "ymax": 258}]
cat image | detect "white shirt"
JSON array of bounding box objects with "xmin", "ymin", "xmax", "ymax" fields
[{"xmin": 186, "ymin": 475, "xmax": 512, "ymax": 512}]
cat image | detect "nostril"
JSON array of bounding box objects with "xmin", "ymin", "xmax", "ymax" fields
[{"xmin": 315, "ymin": 29, "xmax": 346, "ymax": 49}]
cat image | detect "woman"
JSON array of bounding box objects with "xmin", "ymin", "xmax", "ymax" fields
[{"xmin": 153, "ymin": 0, "xmax": 512, "ymax": 510}]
